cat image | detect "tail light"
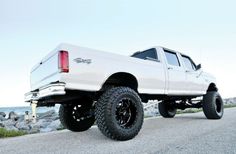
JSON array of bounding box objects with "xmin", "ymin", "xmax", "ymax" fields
[{"xmin": 59, "ymin": 50, "xmax": 69, "ymax": 73}]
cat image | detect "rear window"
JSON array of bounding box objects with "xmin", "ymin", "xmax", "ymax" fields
[
  {"xmin": 164, "ymin": 50, "xmax": 180, "ymax": 66},
  {"xmin": 132, "ymin": 48, "xmax": 158, "ymax": 60}
]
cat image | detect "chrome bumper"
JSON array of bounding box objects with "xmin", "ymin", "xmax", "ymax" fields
[{"xmin": 24, "ymin": 83, "xmax": 66, "ymax": 102}]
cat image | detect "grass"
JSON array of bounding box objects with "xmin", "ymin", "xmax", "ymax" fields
[
  {"xmin": 0, "ymin": 128, "xmax": 26, "ymax": 138},
  {"xmin": 224, "ymin": 104, "xmax": 236, "ymax": 108}
]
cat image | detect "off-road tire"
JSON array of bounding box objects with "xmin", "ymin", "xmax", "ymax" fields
[
  {"xmin": 95, "ymin": 87, "xmax": 144, "ymax": 141},
  {"xmin": 158, "ymin": 101, "xmax": 177, "ymax": 118},
  {"xmin": 202, "ymin": 91, "xmax": 224, "ymax": 119},
  {"xmin": 59, "ymin": 104, "xmax": 95, "ymax": 132}
]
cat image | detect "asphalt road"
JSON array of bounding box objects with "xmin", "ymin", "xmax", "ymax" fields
[{"xmin": 1, "ymin": 108, "xmax": 236, "ymax": 154}]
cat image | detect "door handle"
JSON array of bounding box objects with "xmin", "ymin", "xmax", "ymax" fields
[{"xmin": 168, "ymin": 67, "xmax": 173, "ymax": 70}]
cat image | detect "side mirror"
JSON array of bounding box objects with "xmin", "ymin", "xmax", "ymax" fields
[{"xmin": 196, "ymin": 64, "xmax": 201, "ymax": 70}]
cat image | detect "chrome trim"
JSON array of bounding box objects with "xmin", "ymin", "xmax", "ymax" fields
[{"xmin": 24, "ymin": 83, "xmax": 66, "ymax": 102}]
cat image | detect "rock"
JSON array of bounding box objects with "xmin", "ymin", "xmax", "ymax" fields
[
  {"xmin": 38, "ymin": 110, "xmax": 56, "ymax": 119},
  {"xmin": 28, "ymin": 116, "xmax": 61, "ymax": 133},
  {"xmin": 50, "ymin": 114, "xmax": 59, "ymax": 121},
  {"xmin": 0, "ymin": 122, "xmax": 4, "ymax": 127},
  {"xmin": 18, "ymin": 115, "xmax": 25, "ymax": 122},
  {"xmin": 25, "ymin": 119, "xmax": 50, "ymax": 134},
  {"xmin": 8, "ymin": 111, "xmax": 19, "ymax": 121},
  {"xmin": 2, "ymin": 119, "xmax": 17, "ymax": 127},
  {"xmin": 0, "ymin": 115, "xmax": 7, "ymax": 121},
  {"xmin": 15, "ymin": 121, "xmax": 30, "ymax": 131},
  {"xmin": 0, "ymin": 112, "xmax": 6, "ymax": 117},
  {"xmin": 1, "ymin": 119, "xmax": 18, "ymax": 131},
  {"xmin": 39, "ymin": 119, "xmax": 62, "ymax": 133},
  {"xmin": 29, "ymin": 127, "xmax": 40, "ymax": 134},
  {"xmin": 143, "ymin": 102, "xmax": 160, "ymax": 117},
  {"xmin": 0, "ymin": 109, "xmax": 63, "ymax": 134},
  {"xmin": 32, "ymin": 119, "xmax": 51, "ymax": 129},
  {"xmin": 1, "ymin": 119, "xmax": 19, "ymax": 131},
  {"xmin": 28, "ymin": 124, "xmax": 40, "ymax": 134},
  {"xmin": 48, "ymin": 119, "xmax": 62, "ymax": 130},
  {"xmin": 37, "ymin": 110, "xmax": 59, "ymax": 123},
  {"xmin": 4, "ymin": 125, "xmax": 19, "ymax": 131},
  {"xmin": 224, "ymin": 97, "xmax": 236, "ymax": 105},
  {"xmin": 24, "ymin": 112, "xmax": 32, "ymax": 123},
  {"xmin": 40, "ymin": 127, "xmax": 54, "ymax": 133}
]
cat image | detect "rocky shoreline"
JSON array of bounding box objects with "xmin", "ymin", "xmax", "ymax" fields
[
  {"xmin": 0, "ymin": 110, "xmax": 63, "ymax": 134},
  {"xmin": 0, "ymin": 98, "xmax": 235, "ymax": 134}
]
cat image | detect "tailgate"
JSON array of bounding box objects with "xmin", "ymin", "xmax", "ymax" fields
[{"xmin": 30, "ymin": 51, "xmax": 60, "ymax": 91}]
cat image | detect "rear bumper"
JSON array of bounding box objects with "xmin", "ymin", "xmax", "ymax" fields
[{"xmin": 24, "ymin": 83, "xmax": 66, "ymax": 102}]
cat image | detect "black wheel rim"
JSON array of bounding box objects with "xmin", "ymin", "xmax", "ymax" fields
[
  {"xmin": 71, "ymin": 105, "xmax": 93, "ymax": 122},
  {"xmin": 115, "ymin": 98, "xmax": 137, "ymax": 128},
  {"xmin": 215, "ymin": 97, "xmax": 222, "ymax": 113}
]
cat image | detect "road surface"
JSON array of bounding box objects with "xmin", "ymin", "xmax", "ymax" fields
[{"xmin": 1, "ymin": 108, "xmax": 236, "ymax": 154}]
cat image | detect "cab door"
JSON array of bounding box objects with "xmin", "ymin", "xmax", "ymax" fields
[
  {"xmin": 181, "ymin": 55, "xmax": 203, "ymax": 94},
  {"xmin": 163, "ymin": 50, "xmax": 188, "ymax": 95}
]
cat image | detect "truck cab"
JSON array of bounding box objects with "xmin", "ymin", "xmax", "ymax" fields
[{"xmin": 132, "ymin": 47, "xmax": 213, "ymax": 96}]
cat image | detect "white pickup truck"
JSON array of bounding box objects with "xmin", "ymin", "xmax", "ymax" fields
[{"xmin": 25, "ymin": 43, "xmax": 223, "ymax": 140}]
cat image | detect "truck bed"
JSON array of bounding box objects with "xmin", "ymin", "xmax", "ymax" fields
[{"xmin": 29, "ymin": 43, "xmax": 166, "ymax": 94}]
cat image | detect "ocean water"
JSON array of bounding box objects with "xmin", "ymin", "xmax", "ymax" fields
[{"xmin": 0, "ymin": 105, "xmax": 60, "ymax": 117}]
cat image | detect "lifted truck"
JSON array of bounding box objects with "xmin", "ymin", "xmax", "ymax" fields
[{"xmin": 25, "ymin": 43, "xmax": 223, "ymax": 141}]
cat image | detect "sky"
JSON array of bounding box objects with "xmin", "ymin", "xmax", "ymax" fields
[{"xmin": 0, "ymin": 0, "xmax": 236, "ymax": 107}]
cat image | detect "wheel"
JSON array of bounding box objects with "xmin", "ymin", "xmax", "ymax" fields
[
  {"xmin": 95, "ymin": 87, "xmax": 144, "ymax": 141},
  {"xmin": 202, "ymin": 91, "xmax": 224, "ymax": 119},
  {"xmin": 158, "ymin": 101, "xmax": 177, "ymax": 118},
  {"xmin": 59, "ymin": 103, "xmax": 95, "ymax": 132}
]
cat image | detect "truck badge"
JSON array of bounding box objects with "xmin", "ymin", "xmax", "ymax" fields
[{"xmin": 74, "ymin": 58, "xmax": 92, "ymax": 64}]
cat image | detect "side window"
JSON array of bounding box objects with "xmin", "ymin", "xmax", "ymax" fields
[
  {"xmin": 164, "ymin": 50, "xmax": 180, "ymax": 66},
  {"xmin": 132, "ymin": 48, "xmax": 158, "ymax": 60},
  {"xmin": 182, "ymin": 56, "xmax": 196, "ymax": 71}
]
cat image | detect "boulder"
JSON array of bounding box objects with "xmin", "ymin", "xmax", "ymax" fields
[
  {"xmin": 17, "ymin": 115, "xmax": 25, "ymax": 122},
  {"xmin": 8, "ymin": 111, "xmax": 19, "ymax": 121},
  {"xmin": 0, "ymin": 112, "xmax": 6, "ymax": 117},
  {"xmin": 143, "ymin": 102, "xmax": 159, "ymax": 117},
  {"xmin": 31, "ymin": 119, "xmax": 51, "ymax": 129},
  {"xmin": 28, "ymin": 124, "xmax": 40, "ymax": 134},
  {"xmin": 38, "ymin": 110, "xmax": 56, "ymax": 119},
  {"xmin": 15, "ymin": 121, "xmax": 30, "ymax": 131},
  {"xmin": 2, "ymin": 119, "xmax": 17, "ymax": 127},
  {"xmin": 40, "ymin": 127, "xmax": 54, "ymax": 133},
  {"xmin": 0, "ymin": 115, "xmax": 7, "ymax": 121},
  {"xmin": 47, "ymin": 119, "xmax": 62, "ymax": 131},
  {"xmin": 1, "ymin": 119, "xmax": 18, "ymax": 131},
  {"xmin": 50, "ymin": 114, "xmax": 59, "ymax": 121},
  {"xmin": 0, "ymin": 122, "xmax": 4, "ymax": 127},
  {"xmin": 29, "ymin": 127, "xmax": 40, "ymax": 134},
  {"xmin": 37, "ymin": 110, "xmax": 59, "ymax": 124},
  {"xmin": 0, "ymin": 109, "xmax": 63, "ymax": 134},
  {"xmin": 4, "ymin": 125, "xmax": 19, "ymax": 131}
]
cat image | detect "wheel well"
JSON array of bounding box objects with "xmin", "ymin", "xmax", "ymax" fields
[
  {"xmin": 207, "ymin": 83, "xmax": 218, "ymax": 92},
  {"xmin": 101, "ymin": 72, "xmax": 138, "ymax": 92}
]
